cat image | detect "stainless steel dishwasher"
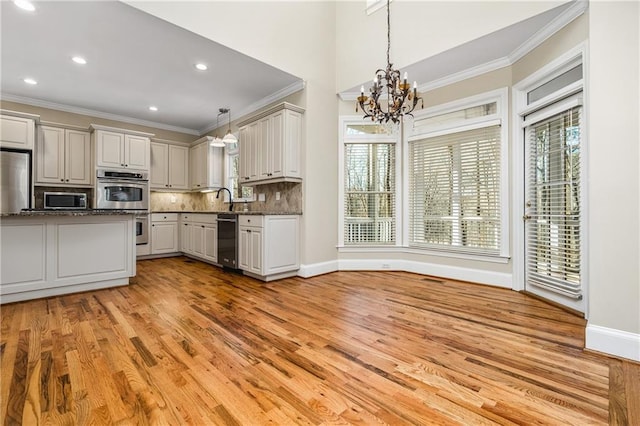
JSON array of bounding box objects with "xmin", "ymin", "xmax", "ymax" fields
[{"xmin": 217, "ymin": 213, "xmax": 238, "ymax": 269}]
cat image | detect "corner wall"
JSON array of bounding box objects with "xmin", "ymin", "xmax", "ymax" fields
[{"xmin": 586, "ymin": 1, "xmax": 640, "ymax": 361}]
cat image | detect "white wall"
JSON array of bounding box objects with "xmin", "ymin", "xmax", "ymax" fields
[
  {"xmin": 335, "ymin": 0, "xmax": 568, "ymax": 92},
  {"xmin": 127, "ymin": 1, "xmax": 340, "ymax": 267},
  {"xmin": 586, "ymin": 1, "xmax": 640, "ymax": 358}
]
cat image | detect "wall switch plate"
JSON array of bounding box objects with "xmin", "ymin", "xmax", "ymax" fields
[
  {"xmin": 170, "ymin": 195, "xmax": 177, "ymax": 203},
  {"xmin": 275, "ymin": 191, "xmax": 281, "ymax": 201},
  {"xmin": 258, "ymin": 193, "xmax": 266, "ymax": 202}
]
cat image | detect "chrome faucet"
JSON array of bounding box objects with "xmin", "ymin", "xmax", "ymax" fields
[{"xmin": 216, "ymin": 187, "xmax": 234, "ymax": 211}]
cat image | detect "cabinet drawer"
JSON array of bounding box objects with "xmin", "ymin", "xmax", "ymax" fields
[
  {"xmin": 151, "ymin": 213, "xmax": 178, "ymax": 222},
  {"xmin": 190, "ymin": 214, "xmax": 217, "ymax": 224},
  {"xmin": 239, "ymin": 215, "xmax": 264, "ymax": 227}
]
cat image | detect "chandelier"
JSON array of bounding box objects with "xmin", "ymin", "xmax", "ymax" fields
[{"xmin": 356, "ymin": 0, "xmax": 423, "ymax": 123}]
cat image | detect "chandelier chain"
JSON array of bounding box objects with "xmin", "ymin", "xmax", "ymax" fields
[{"xmin": 355, "ymin": 0, "xmax": 423, "ymax": 124}]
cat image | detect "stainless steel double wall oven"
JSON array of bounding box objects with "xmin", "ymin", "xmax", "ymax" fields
[{"xmin": 96, "ymin": 169, "xmax": 149, "ymax": 245}]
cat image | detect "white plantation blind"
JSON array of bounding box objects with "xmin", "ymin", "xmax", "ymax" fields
[
  {"xmin": 526, "ymin": 106, "xmax": 582, "ymax": 298},
  {"xmin": 409, "ymin": 125, "xmax": 501, "ymax": 254},
  {"xmin": 344, "ymin": 143, "xmax": 396, "ymax": 245}
]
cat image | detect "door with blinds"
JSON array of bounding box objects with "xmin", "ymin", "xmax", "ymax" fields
[{"xmin": 523, "ymin": 96, "xmax": 584, "ymax": 312}]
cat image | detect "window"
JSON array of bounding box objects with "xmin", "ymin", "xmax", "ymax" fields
[
  {"xmin": 225, "ymin": 143, "xmax": 253, "ymax": 201},
  {"xmin": 407, "ymin": 89, "xmax": 507, "ymax": 257},
  {"xmin": 340, "ymin": 120, "xmax": 397, "ymax": 245},
  {"xmin": 344, "ymin": 143, "xmax": 396, "ymax": 244}
]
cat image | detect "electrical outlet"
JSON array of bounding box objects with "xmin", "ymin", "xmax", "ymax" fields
[
  {"xmin": 275, "ymin": 191, "xmax": 281, "ymax": 201},
  {"xmin": 258, "ymin": 193, "xmax": 266, "ymax": 202},
  {"xmin": 381, "ymin": 263, "xmax": 391, "ymax": 269},
  {"xmin": 170, "ymin": 195, "xmax": 177, "ymax": 204}
]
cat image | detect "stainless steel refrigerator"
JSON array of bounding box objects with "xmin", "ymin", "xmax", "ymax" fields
[{"xmin": 0, "ymin": 148, "xmax": 32, "ymax": 213}]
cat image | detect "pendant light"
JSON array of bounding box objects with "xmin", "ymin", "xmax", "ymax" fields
[
  {"xmin": 220, "ymin": 108, "xmax": 238, "ymax": 144},
  {"xmin": 210, "ymin": 110, "xmax": 225, "ymax": 147}
]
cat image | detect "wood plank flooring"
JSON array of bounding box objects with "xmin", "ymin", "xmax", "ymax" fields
[{"xmin": 1, "ymin": 256, "xmax": 638, "ymax": 425}]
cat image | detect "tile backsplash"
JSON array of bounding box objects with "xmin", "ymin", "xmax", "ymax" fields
[{"xmin": 150, "ymin": 182, "xmax": 302, "ymax": 213}]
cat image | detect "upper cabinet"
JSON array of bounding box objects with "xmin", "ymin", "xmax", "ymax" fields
[
  {"xmin": 36, "ymin": 126, "xmax": 92, "ymax": 186},
  {"xmin": 150, "ymin": 141, "xmax": 189, "ymax": 190},
  {"xmin": 91, "ymin": 125, "xmax": 153, "ymax": 171},
  {"xmin": 238, "ymin": 103, "xmax": 304, "ymax": 185},
  {"xmin": 0, "ymin": 113, "xmax": 37, "ymax": 150},
  {"xmin": 189, "ymin": 136, "xmax": 224, "ymax": 191}
]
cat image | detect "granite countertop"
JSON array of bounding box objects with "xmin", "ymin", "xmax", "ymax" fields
[
  {"xmin": 151, "ymin": 210, "xmax": 302, "ymax": 216},
  {"xmin": 2, "ymin": 209, "xmax": 149, "ymax": 217}
]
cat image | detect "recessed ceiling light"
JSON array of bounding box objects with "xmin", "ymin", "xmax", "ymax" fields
[
  {"xmin": 14, "ymin": 0, "xmax": 35, "ymax": 12},
  {"xmin": 195, "ymin": 63, "xmax": 208, "ymax": 71},
  {"xmin": 149, "ymin": 106, "xmax": 158, "ymax": 112},
  {"xmin": 23, "ymin": 77, "xmax": 37, "ymax": 85},
  {"xmin": 72, "ymin": 56, "xmax": 87, "ymax": 65}
]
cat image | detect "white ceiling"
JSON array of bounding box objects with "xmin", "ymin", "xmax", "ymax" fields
[
  {"xmin": 0, "ymin": 1, "xmax": 303, "ymax": 135},
  {"xmin": 1, "ymin": 1, "xmax": 581, "ymax": 137}
]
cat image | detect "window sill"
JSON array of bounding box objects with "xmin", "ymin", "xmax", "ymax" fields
[{"xmin": 337, "ymin": 245, "xmax": 510, "ymax": 264}]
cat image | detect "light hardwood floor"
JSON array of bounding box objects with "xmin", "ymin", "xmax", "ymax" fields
[{"xmin": 1, "ymin": 257, "xmax": 638, "ymax": 425}]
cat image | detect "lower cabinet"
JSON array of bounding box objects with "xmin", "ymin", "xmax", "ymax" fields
[
  {"xmin": 1, "ymin": 215, "xmax": 136, "ymax": 303},
  {"xmin": 151, "ymin": 213, "xmax": 179, "ymax": 254},
  {"xmin": 180, "ymin": 214, "xmax": 217, "ymax": 264},
  {"xmin": 238, "ymin": 215, "xmax": 299, "ymax": 281}
]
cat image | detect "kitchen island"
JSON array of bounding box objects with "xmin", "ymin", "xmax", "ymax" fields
[{"xmin": 0, "ymin": 210, "xmax": 140, "ymax": 303}]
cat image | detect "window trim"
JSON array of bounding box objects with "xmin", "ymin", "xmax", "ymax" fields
[
  {"xmin": 511, "ymin": 42, "xmax": 588, "ymax": 306},
  {"xmin": 224, "ymin": 145, "xmax": 253, "ymax": 203},
  {"xmin": 338, "ymin": 116, "xmax": 400, "ymax": 247},
  {"xmin": 404, "ymin": 87, "xmax": 510, "ymax": 260}
]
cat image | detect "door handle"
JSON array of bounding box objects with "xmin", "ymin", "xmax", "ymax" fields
[{"xmin": 523, "ymin": 215, "xmax": 532, "ymax": 221}]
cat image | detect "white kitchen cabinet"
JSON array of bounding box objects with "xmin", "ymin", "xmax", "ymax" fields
[
  {"xmin": 92, "ymin": 125, "xmax": 152, "ymax": 171},
  {"xmin": 36, "ymin": 126, "xmax": 91, "ymax": 186},
  {"xmin": 180, "ymin": 213, "xmax": 217, "ymax": 264},
  {"xmin": 189, "ymin": 137, "xmax": 224, "ymax": 191},
  {"xmin": 151, "ymin": 213, "xmax": 179, "ymax": 254},
  {"xmin": 1, "ymin": 215, "xmax": 135, "ymax": 304},
  {"xmin": 150, "ymin": 142, "xmax": 189, "ymax": 190},
  {"xmin": 180, "ymin": 214, "xmax": 193, "ymax": 254},
  {"xmin": 0, "ymin": 114, "xmax": 36, "ymax": 150},
  {"xmin": 239, "ymin": 121, "xmax": 259, "ymax": 183},
  {"xmin": 238, "ymin": 215, "xmax": 299, "ymax": 281},
  {"xmin": 238, "ymin": 103, "xmax": 304, "ymax": 185}
]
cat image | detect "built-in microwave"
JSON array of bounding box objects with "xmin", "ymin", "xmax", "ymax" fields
[
  {"xmin": 44, "ymin": 192, "xmax": 87, "ymax": 210},
  {"xmin": 96, "ymin": 169, "xmax": 149, "ymax": 210}
]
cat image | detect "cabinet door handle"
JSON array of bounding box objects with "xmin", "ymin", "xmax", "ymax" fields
[
  {"xmin": 121, "ymin": 163, "xmax": 125, "ymax": 167},
  {"xmin": 66, "ymin": 179, "xmax": 69, "ymax": 182},
  {"xmin": 201, "ymin": 225, "xmax": 205, "ymax": 228},
  {"xmin": 60, "ymin": 179, "xmax": 64, "ymax": 182}
]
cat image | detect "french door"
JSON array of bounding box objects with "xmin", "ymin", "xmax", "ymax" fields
[{"xmin": 523, "ymin": 97, "xmax": 584, "ymax": 313}]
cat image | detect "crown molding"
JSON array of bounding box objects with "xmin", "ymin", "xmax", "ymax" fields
[
  {"xmin": 339, "ymin": 0, "xmax": 587, "ymax": 101},
  {"xmin": 197, "ymin": 80, "xmax": 306, "ymax": 135},
  {"xmin": 509, "ymin": 0, "xmax": 588, "ymax": 64},
  {"xmin": 1, "ymin": 93, "xmax": 201, "ymax": 135}
]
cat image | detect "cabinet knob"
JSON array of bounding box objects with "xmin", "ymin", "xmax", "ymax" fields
[
  {"xmin": 66, "ymin": 179, "xmax": 69, "ymax": 182},
  {"xmin": 121, "ymin": 163, "xmax": 125, "ymax": 167},
  {"xmin": 163, "ymin": 216, "xmax": 167, "ymax": 219},
  {"xmin": 60, "ymin": 179, "xmax": 64, "ymax": 182},
  {"xmin": 152, "ymin": 224, "xmax": 155, "ymax": 227},
  {"xmin": 201, "ymin": 225, "xmax": 205, "ymax": 228}
]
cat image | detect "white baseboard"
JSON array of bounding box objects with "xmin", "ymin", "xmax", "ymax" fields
[
  {"xmin": 298, "ymin": 260, "xmax": 339, "ymax": 278},
  {"xmin": 299, "ymin": 258, "xmax": 511, "ymax": 288},
  {"xmin": 586, "ymin": 324, "xmax": 640, "ymax": 362}
]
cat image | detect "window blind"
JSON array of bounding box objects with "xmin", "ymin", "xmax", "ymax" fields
[
  {"xmin": 344, "ymin": 143, "xmax": 396, "ymax": 244},
  {"xmin": 525, "ymin": 107, "xmax": 582, "ymax": 298},
  {"xmin": 409, "ymin": 125, "xmax": 501, "ymax": 254}
]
